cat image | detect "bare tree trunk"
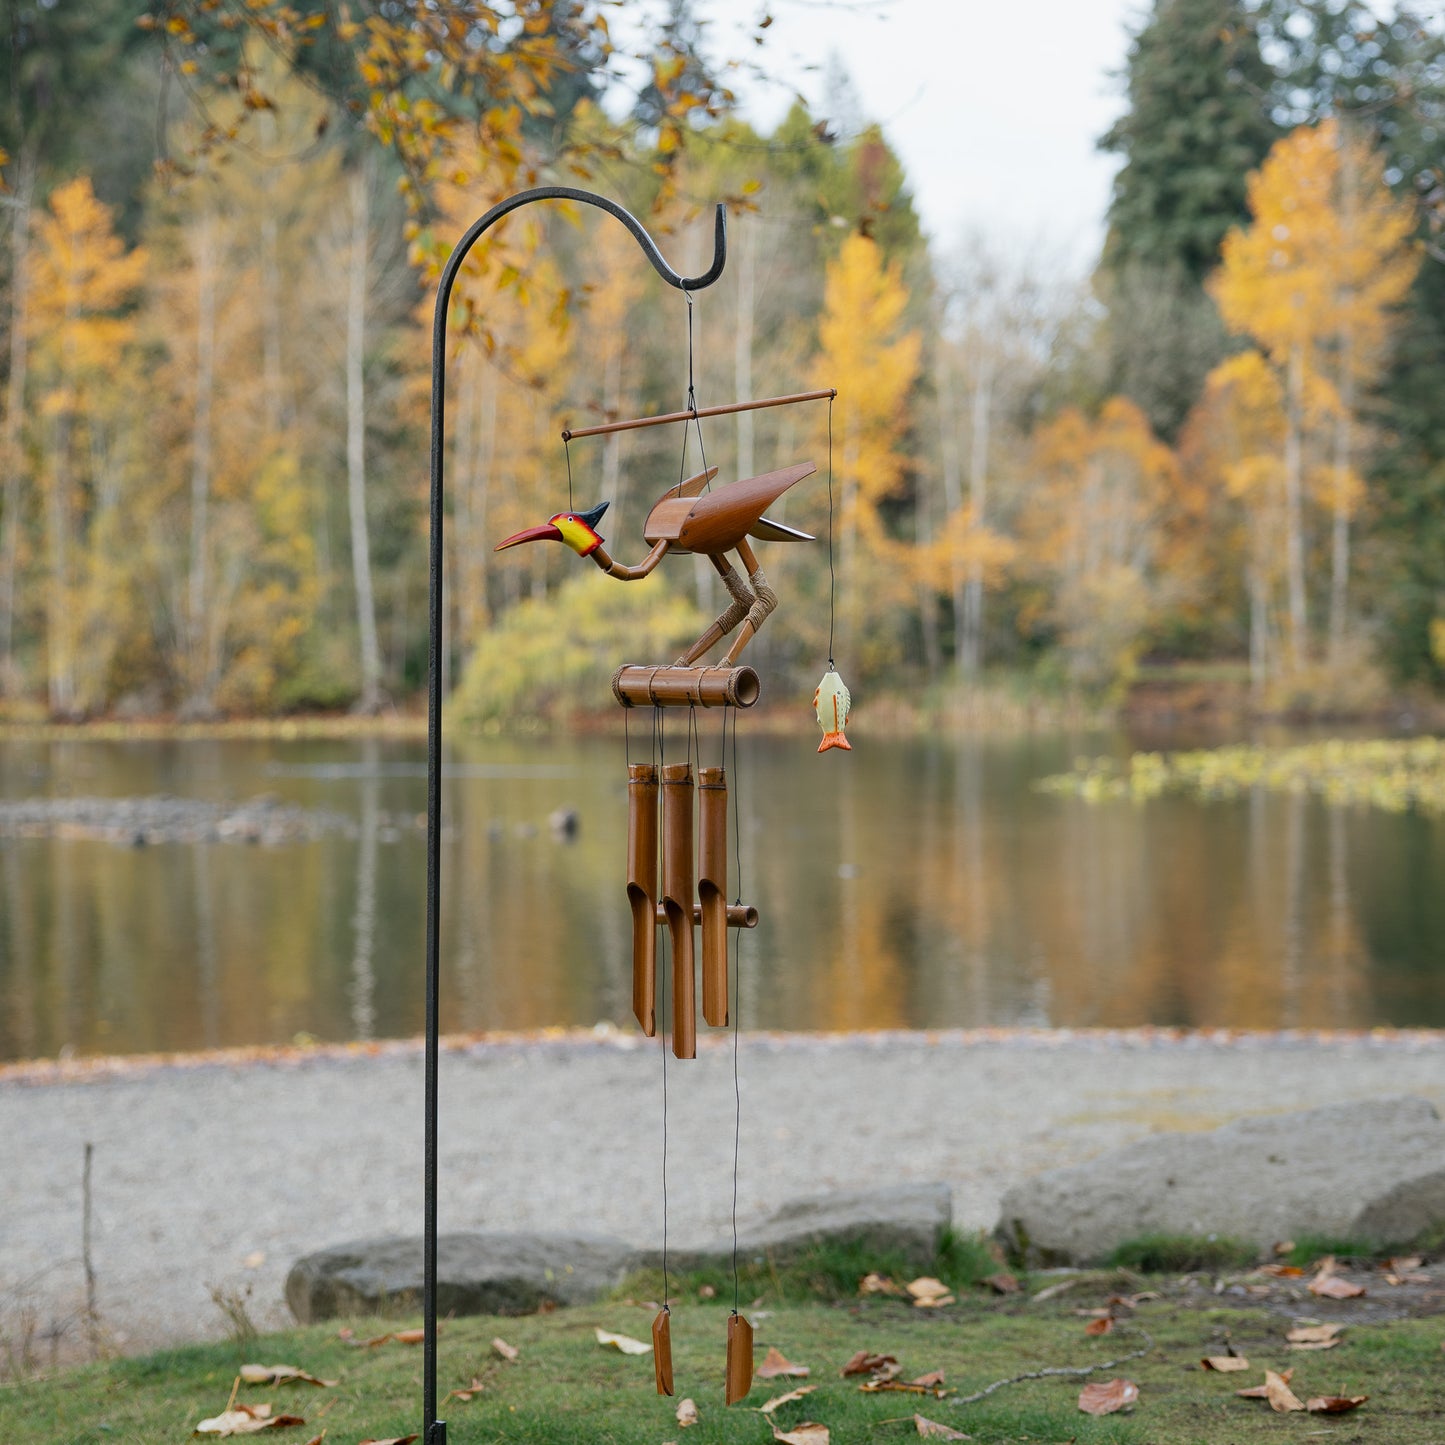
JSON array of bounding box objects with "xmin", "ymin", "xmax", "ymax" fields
[
  {"xmin": 187, "ymin": 210, "xmax": 217, "ymax": 709},
  {"xmin": 0, "ymin": 157, "xmax": 35, "ymax": 691},
  {"xmin": 936, "ymin": 340, "xmax": 968, "ymax": 675},
  {"xmin": 1328, "ymin": 334, "xmax": 1355, "ymax": 668},
  {"xmin": 1248, "ymin": 559, "xmax": 1269, "ymax": 694},
  {"xmin": 346, "ymin": 166, "xmax": 383, "ymax": 712},
  {"xmin": 1282, "ymin": 343, "xmax": 1308, "ymax": 671},
  {"xmin": 962, "ymin": 355, "xmax": 993, "ymax": 675},
  {"xmin": 733, "ymin": 212, "xmax": 756, "ymax": 483},
  {"xmin": 45, "ymin": 411, "xmax": 73, "ymax": 715},
  {"xmin": 915, "ymin": 469, "xmax": 940, "ymax": 674}
]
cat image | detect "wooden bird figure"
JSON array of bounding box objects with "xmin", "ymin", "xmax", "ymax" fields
[{"xmin": 495, "ymin": 462, "xmax": 816, "ymax": 666}]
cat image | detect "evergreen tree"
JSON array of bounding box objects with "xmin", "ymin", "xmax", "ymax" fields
[{"xmin": 1100, "ymin": 0, "xmax": 1278, "ymax": 281}]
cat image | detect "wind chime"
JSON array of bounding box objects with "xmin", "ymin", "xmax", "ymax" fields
[{"xmin": 494, "ymin": 292, "xmax": 851, "ymax": 1406}]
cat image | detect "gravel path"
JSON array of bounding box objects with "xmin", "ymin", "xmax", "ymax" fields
[{"xmin": 3, "ymin": 1028, "xmax": 1443, "ymax": 1364}]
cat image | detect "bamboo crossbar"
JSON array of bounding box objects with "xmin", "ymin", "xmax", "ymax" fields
[
  {"xmin": 562, "ymin": 389, "xmax": 836, "ymax": 441},
  {"xmin": 653, "ymin": 902, "xmax": 758, "ymax": 929},
  {"xmin": 613, "ymin": 664, "xmax": 760, "ymax": 709}
]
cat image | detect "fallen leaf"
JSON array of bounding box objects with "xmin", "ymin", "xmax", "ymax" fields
[
  {"xmin": 1306, "ymin": 1394, "xmax": 1368, "ymax": 1414},
  {"xmin": 239, "ymin": 1365, "xmax": 337, "ymax": 1388},
  {"xmin": 1256, "ymin": 1263, "xmax": 1305, "ymax": 1278},
  {"xmin": 1200, "ymin": 1355, "xmax": 1250, "ymax": 1372},
  {"xmin": 1385, "ymin": 1271, "xmax": 1431, "ymax": 1286},
  {"xmin": 906, "ymin": 1276, "xmax": 955, "ymax": 1307},
  {"xmin": 759, "ymin": 1385, "xmax": 818, "ymax": 1414},
  {"xmin": 1287, "ymin": 1323, "xmax": 1343, "ymax": 1348},
  {"xmin": 1235, "ymin": 1369, "xmax": 1305, "ymax": 1412},
  {"xmin": 490, "ymin": 1337, "xmax": 519, "ymax": 1362},
  {"xmin": 1383, "ymin": 1255, "xmax": 1422, "ymax": 1271},
  {"xmin": 859, "ymin": 1272, "xmax": 907, "ymax": 1297},
  {"xmin": 1078, "ymin": 1377, "xmax": 1138, "ymax": 1416},
  {"xmin": 676, "ymin": 1397, "xmax": 698, "ymax": 1427},
  {"xmin": 768, "ymin": 1421, "xmax": 829, "ymax": 1445},
  {"xmin": 1274, "ymin": 1239, "xmax": 1296, "ymax": 1256},
  {"xmin": 1084, "ymin": 1316, "xmax": 1113, "ymax": 1337},
  {"xmin": 194, "ymin": 1404, "xmax": 308, "ymax": 1435},
  {"xmin": 913, "ymin": 1414, "xmax": 969, "ymax": 1439},
  {"xmin": 594, "ymin": 1328, "xmax": 651, "ymax": 1356},
  {"xmin": 444, "ymin": 1377, "xmax": 487, "ymax": 1403},
  {"xmin": 1310, "ymin": 1274, "xmax": 1365, "ymax": 1300},
  {"xmin": 756, "ymin": 1346, "xmax": 810, "ymax": 1378},
  {"xmin": 840, "ymin": 1350, "xmax": 897, "ymax": 1377},
  {"xmin": 910, "ymin": 1370, "xmax": 946, "ymax": 1388},
  {"xmin": 983, "ymin": 1272, "xmax": 1019, "ymax": 1294},
  {"xmin": 392, "ymin": 1328, "xmax": 426, "ymax": 1345}
]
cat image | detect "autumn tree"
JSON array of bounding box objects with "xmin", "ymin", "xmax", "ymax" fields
[
  {"xmin": 25, "ymin": 177, "xmax": 147, "ymax": 714},
  {"xmin": 1213, "ymin": 120, "xmax": 1418, "ymax": 670},
  {"xmin": 815, "ymin": 233, "xmax": 921, "ymax": 675},
  {"xmin": 1021, "ymin": 397, "xmax": 1181, "ymax": 691}
]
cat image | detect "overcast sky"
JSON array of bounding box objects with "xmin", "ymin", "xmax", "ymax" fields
[{"xmin": 677, "ymin": 0, "xmax": 1144, "ymax": 269}]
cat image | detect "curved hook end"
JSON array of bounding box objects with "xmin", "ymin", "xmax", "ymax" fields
[{"xmin": 682, "ymin": 203, "xmax": 728, "ymax": 291}]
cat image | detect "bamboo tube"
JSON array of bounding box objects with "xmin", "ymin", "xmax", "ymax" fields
[
  {"xmin": 627, "ymin": 763, "xmax": 659, "ymax": 1037},
  {"xmin": 562, "ymin": 388, "xmax": 837, "ymax": 441},
  {"xmin": 612, "ymin": 664, "xmax": 760, "ymax": 709},
  {"xmin": 725, "ymin": 1312, "xmax": 753, "ymax": 1405},
  {"xmin": 661, "ymin": 761, "xmax": 696, "ymax": 1060},
  {"xmin": 652, "ymin": 1308, "xmax": 674, "ymax": 1396},
  {"xmin": 698, "ymin": 766, "xmax": 728, "ymax": 1028},
  {"xmin": 654, "ymin": 903, "xmax": 757, "ymax": 929}
]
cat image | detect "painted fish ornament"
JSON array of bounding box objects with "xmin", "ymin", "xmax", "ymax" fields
[{"xmin": 813, "ymin": 668, "xmax": 852, "ymax": 753}]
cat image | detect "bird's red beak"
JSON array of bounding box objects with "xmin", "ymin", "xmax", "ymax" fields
[{"xmin": 494, "ymin": 522, "xmax": 563, "ymax": 551}]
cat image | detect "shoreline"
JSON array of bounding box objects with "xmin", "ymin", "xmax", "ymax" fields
[
  {"xmin": 5, "ymin": 1022, "xmax": 1444, "ymax": 1086},
  {"xmin": 5, "ymin": 1028, "xmax": 1445, "ymax": 1364}
]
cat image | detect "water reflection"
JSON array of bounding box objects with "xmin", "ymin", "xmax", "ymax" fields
[{"xmin": 0, "ymin": 729, "xmax": 1441, "ymax": 1061}]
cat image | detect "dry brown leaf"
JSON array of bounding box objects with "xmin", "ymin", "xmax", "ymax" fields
[
  {"xmin": 1200, "ymin": 1355, "xmax": 1250, "ymax": 1372},
  {"xmin": 194, "ymin": 1404, "xmax": 308, "ymax": 1436},
  {"xmin": 769, "ymin": 1421, "xmax": 829, "ymax": 1445},
  {"xmin": 910, "ymin": 1370, "xmax": 946, "ymax": 1388},
  {"xmin": 1385, "ymin": 1270, "xmax": 1431, "ymax": 1286},
  {"xmin": 913, "ymin": 1414, "xmax": 970, "ymax": 1439},
  {"xmin": 1306, "ymin": 1394, "xmax": 1368, "ymax": 1414},
  {"xmin": 490, "ymin": 1337, "xmax": 519, "ymax": 1362},
  {"xmin": 759, "ymin": 1385, "xmax": 818, "ymax": 1415},
  {"xmin": 1288, "ymin": 1323, "xmax": 1340, "ymax": 1346},
  {"xmin": 392, "ymin": 1328, "xmax": 426, "ymax": 1345},
  {"xmin": 1077, "ymin": 1377, "xmax": 1138, "ymax": 1416},
  {"xmin": 1256, "ymin": 1263, "xmax": 1304, "ymax": 1278},
  {"xmin": 594, "ymin": 1328, "xmax": 651, "ymax": 1356},
  {"xmin": 1383, "ymin": 1255, "xmax": 1423, "ymax": 1271},
  {"xmin": 859, "ymin": 1273, "xmax": 907, "ymax": 1297},
  {"xmin": 1309, "ymin": 1274, "xmax": 1365, "ymax": 1300},
  {"xmin": 1236, "ymin": 1369, "xmax": 1305, "ymax": 1412},
  {"xmin": 444, "ymin": 1378, "xmax": 487, "ymax": 1403},
  {"xmin": 238, "ymin": 1364, "xmax": 336, "ymax": 1388},
  {"xmin": 1084, "ymin": 1316, "xmax": 1113, "ymax": 1337},
  {"xmin": 756, "ymin": 1346, "xmax": 810, "ymax": 1379},
  {"xmin": 676, "ymin": 1397, "xmax": 698, "ymax": 1427},
  {"xmin": 906, "ymin": 1276, "xmax": 955, "ymax": 1307},
  {"xmin": 840, "ymin": 1350, "xmax": 897, "ymax": 1377},
  {"xmin": 983, "ymin": 1272, "xmax": 1020, "ymax": 1294}
]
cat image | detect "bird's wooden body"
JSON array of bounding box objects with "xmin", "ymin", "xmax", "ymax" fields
[{"xmin": 642, "ymin": 461, "xmax": 817, "ymax": 554}]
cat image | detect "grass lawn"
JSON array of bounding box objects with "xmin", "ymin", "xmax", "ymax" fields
[{"xmin": 3, "ymin": 1261, "xmax": 1441, "ymax": 1445}]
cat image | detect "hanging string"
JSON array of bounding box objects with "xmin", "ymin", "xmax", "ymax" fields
[
  {"xmin": 564, "ymin": 434, "xmax": 575, "ymax": 513},
  {"xmin": 826, "ymin": 394, "xmax": 836, "ymax": 670},
  {"xmin": 728, "ymin": 702, "xmax": 743, "ymax": 1317}
]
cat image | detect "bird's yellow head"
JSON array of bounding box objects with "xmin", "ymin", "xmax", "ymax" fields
[{"xmin": 495, "ymin": 500, "xmax": 608, "ymax": 557}]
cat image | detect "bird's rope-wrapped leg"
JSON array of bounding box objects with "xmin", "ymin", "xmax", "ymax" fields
[
  {"xmin": 698, "ymin": 766, "xmax": 728, "ymax": 1028},
  {"xmin": 675, "ymin": 558, "xmax": 754, "ymax": 666},
  {"xmin": 660, "ymin": 761, "xmax": 697, "ymax": 1059},
  {"xmin": 721, "ymin": 568, "xmax": 777, "ymax": 666},
  {"xmin": 627, "ymin": 763, "xmax": 660, "ymax": 1036}
]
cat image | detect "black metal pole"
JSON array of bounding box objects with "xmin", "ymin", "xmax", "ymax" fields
[{"xmin": 424, "ymin": 188, "xmax": 726, "ymax": 1444}]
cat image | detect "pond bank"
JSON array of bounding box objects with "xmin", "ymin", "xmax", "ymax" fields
[{"xmin": 3, "ymin": 1028, "xmax": 1442, "ymax": 1367}]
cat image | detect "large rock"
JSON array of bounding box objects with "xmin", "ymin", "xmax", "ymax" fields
[
  {"xmin": 996, "ymin": 1095, "xmax": 1445, "ymax": 1266},
  {"xmin": 639, "ymin": 1183, "xmax": 954, "ymax": 1272},
  {"xmin": 286, "ymin": 1232, "xmax": 634, "ymax": 1323}
]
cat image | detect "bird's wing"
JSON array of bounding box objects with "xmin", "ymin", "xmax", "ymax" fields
[
  {"xmin": 651, "ymin": 465, "xmax": 719, "ymax": 506},
  {"xmin": 748, "ymin": 515, "xmax": 815, "ymax": 543}
]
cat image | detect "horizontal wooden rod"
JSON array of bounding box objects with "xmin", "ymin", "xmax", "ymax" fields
[
  {"xmin": 655, "ymin": 903, "xmax": 759, "ymax": 929},
  {"xmin": 562, "ymin": 389, "xmax": 837, "ymax": 442},
  {"xmin": 613, "ymin": 664, "xmax": 760, "ymax": 709}
]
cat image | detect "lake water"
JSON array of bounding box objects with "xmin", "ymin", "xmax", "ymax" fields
[{"xmin": 1, "ymin": 727, "xmax": 1442, "ymax": 1062}]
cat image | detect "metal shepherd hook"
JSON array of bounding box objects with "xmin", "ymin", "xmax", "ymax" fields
[{"xmin": 424, "ymin": 188, "xmax": 727, "ymax": 1444}]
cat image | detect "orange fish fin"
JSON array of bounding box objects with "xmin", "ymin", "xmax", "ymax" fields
[{"xmin": 817, "ymin": 732, "xmax": 851, "ymax": 752}]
